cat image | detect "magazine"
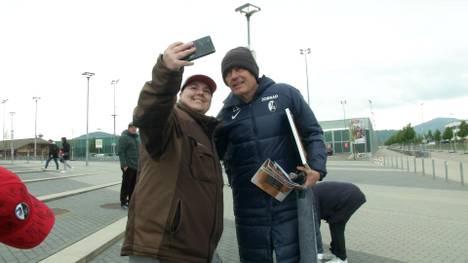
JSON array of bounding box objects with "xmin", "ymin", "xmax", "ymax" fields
[
  {"xmin": 251, "ymin": 159, "xmax": 304, "ymax": 201},
  {"xmin": 250, "ymin": 108, "xmax": 308, "ymax": 201}
]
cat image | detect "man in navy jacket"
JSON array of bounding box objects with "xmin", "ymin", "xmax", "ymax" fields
[{"xmin": 215, "ymin": 47, "xmax": 327, "ymax": 263}]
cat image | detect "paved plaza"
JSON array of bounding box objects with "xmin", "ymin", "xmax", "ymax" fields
[{"xmin": 1, "ymin": 149, "xmax": 468, "ymax": 262}]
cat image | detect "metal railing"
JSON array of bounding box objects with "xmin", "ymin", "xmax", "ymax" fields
[{"xmin": 379, "ymin": 153, "xmax": 465, "ymax": 186}]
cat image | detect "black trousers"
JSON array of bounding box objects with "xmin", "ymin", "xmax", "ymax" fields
[
  {"xmin": 45, "ymin": 156, "xmax": 59, "ymax": 169},
  {"xmin": 329, "ymin": 222, "xmax": 347, "ymax": 260},
  {"xmin": 120, "ymin": 167, "xmax": 137, "ymax": 206}
]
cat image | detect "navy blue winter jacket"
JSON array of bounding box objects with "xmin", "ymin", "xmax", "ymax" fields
[
  {"xmin": 215, "ymin": 76, "xmax": 327, "ymax": 262},
  {"xmin": 312, "ymin": 181, "xmax": 366, "ymax": 224}
]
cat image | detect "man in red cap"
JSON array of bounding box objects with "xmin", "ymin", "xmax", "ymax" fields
[
  {"xmin": 121, "ymin": 41, "xmax": 223, "ymax": 263},
  {"xmin": 0, "ymin": 166, "xmax": 55, "ymax": 249}
]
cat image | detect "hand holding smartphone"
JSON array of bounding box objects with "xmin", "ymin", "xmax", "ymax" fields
[{"xmin": 182, "ymin": 36, "xmax": 216, "ymax": 61}]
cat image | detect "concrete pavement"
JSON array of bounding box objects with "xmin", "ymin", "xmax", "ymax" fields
[{"xmin": 90, "ymin": 156, "xmax": 468, "ymax": 263}]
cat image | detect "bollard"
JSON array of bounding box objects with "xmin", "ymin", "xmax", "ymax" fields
[
  {"xmin": 400, "ymin": 156, "xmax": 404, "ymax": 170},
  {"xmin": 383, "ymin": 156, "xmax": 386, "ymax": 166},
  {"xmin": 422, "ymin": 158, "xmax": 425, "ymax": 176},
  {"xmin": 432, "ymin": 159, "xmax": 435, "ymax": 180},
  {"xmin": 391, "ymin": 156, "xmax": 394, "ymax": 168},
  {"xmin": 414, "ymin": 158, "xmax": 417, "ymax": 173},
  {"xmin": 407, "ymin": 157, "xmax": 410, "ymax": 172},
  {"xmin": 444, "ymin": 161, "xmax": 448, "ymax": 183},
  {"xmin": 460, "ymin": 162, "xmax": 464, "ymax": 186}
]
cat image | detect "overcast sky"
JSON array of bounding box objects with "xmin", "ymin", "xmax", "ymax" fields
[{"xmin": 1, "ymin": 0, "xmax": 467, "ymax": 141}]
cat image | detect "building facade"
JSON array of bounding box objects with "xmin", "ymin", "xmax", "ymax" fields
[
  {"xmin": 0, "ymin": 138, "xmax": 49, "ymax": 160},
  {"xmin": 319, "ymin": 117, "xmax": 377, "ymax": 155}
]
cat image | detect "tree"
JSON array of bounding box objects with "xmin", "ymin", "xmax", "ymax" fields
[
  {"xmin": 443, "ymin": 127, "xmax": 454, "ymax": 141},
  {"xmin": 426, "ymin": 130, "xmax": 433, "ymax": 142},
  {"xmin": 384, "ymin": 123, "xmax": 416, "ymax": 145},
  {"xmin": 434, "ymin": 129, "xmax": 441, "ymax": 144},
  {"xmin": 458, "ymin": 121, "xmax": 468, "ymax": 152},
  {"xmin": 384, "ymin": 133, "xmax": 398, "ymax": 145},
  {"xmin": 414, "ymin": 134, "xmax": 423, "ymax": 144},
  {"xmin": 457, "ymin": 120, "xmax": 468, "ymax": 140},
  {"xmin": 401, "ymin": 123, "xmax": 416, "ymax": 144}
]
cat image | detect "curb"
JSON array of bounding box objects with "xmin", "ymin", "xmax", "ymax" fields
[
  {"xmin": 39, "ymin": 217, "xmax": 127, "ymax": 263},
  {"xmin": 39, "ymin": 181, "xmax": 121, "ymax": 202}
]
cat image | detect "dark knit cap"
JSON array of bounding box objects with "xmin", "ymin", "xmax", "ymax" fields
[{"xmin": 221, "ymin": 47, "xmax": 259, "ymax": 84}]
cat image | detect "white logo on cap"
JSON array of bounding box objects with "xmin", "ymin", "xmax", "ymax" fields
[{"xmin": 15, "ymin": 202, "xmax": 29, "ymax": 220}]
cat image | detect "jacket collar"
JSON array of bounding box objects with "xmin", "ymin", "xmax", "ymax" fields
[
  {"xmin": 177, "ymin": 102, "xmax": 220, "ymax": 136},
  {"xmin": 122, "ymin": 130, "xmax": 138, "ymax": 137}
]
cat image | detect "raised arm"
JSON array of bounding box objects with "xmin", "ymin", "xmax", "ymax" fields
[{"xmin": 132, "ymin": 42, "xmax": 196, "ymax": 157}]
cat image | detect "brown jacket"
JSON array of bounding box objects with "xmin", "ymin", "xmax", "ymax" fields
[{"xmin": 121, "ymin": 56, "xmax": 223, "ymax": 263}]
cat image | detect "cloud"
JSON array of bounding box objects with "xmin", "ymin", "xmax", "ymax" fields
[{"xmin": 363, "ymin": 53, "xmax": 468, "ymax": 108}]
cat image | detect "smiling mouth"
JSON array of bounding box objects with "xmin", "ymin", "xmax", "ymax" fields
[
  {"xmin": 192, "ymin": 98, "xmax": 205, "ymax": 103},
  {"xmin": 232, "ymin": 82, "xmax": 243, "ymax": 89}
]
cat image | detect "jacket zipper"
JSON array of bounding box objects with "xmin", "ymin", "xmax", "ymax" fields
[{"xmin": 249, "ymin": 103, "xmax": 264, "ymax": 161}]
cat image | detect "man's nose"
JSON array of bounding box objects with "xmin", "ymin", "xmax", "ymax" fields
[{"xmin": 229, "ymin": 69, "xmax": 240, "ymax": 81}]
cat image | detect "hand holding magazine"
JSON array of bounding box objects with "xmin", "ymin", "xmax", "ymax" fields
[
  {"xmin": 251, "ymin": 108, "xmax": 308, "ymax": 201},
  {"xmin": 251, "ymin": 159, "xmax": 305, "ymax": 201}
]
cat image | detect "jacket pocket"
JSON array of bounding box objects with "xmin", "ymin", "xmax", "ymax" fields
[
  {"xmin": 168, "ymin": 199, "xmax": 182, "ymax": 234},
  {"xmin": 189, "ymin": 137, "xmax": 217, "ymax": 182}
]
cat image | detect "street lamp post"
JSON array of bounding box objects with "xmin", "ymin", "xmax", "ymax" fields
[
  {"xmin": 9, "ymin": 112, "xmax": 15, "ymax": 162},
  {"xmin": 420, "ymin": 102, "xmax": 425, "ymax": 151},
  {"xmin": 33, "ymin": 96, "xmax": 41, "ymax": 160},
  {"xmin": 82, "ymin": 72, "xmax": 95, "ymax": 166},
  {"xmin": 420, "ymin": 102, "xmax": 425, "ymax": 137},
  {"xmin": 299, "ymin": 48, "xmax": 311, "ymax": 104},
  {"xmin": 111, "ymin": 79, "xmax": 119, "ymax": 157},
  {"xmin": 368, "ymin": 99, "xmax": 374, "ymax": 126},
  {"xmin": 340, "ymin": 100, "xmax": 347, "ymax": 153},
  {"xmin": 235, "ymin": 3, "xmax": 261, "ymax": 50},
  {"xmin": 368, "ymin": 99, "xmax": 374, "ymax": 155},
  {"xmin": 1, "ymin": 99, "xmax": 7, "ymax": 160}
]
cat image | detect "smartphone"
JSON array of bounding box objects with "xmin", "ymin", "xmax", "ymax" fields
[{"xmin": 183, "ymin": 36, "xmax": 216, "ymax": 61}]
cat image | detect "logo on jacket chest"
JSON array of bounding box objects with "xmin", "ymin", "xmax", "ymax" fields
[
  {"xmin": 231, "ymin": 106, "xmax": 241, "ymax": 119},
  {"xmin": 261, "ymin": 94, "xmax": 278, "ymax": 112},
  {"xmin": 261, "ymin": 94, "xmax": 278, "ymax": 102},
  {"xmin": 268, "ymin": 100, "xmax": 277, "ymax": 112}
]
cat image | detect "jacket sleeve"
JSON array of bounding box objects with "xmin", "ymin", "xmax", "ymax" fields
[
  {"xmin": 214, "ymin": 111, "xmax": 227, "ymax": 160},
  {"xmin": 118, "ymin": 136, "xmax": 128, "ymax": 168},
  {"xmin": 214, "ymin": 114, "xmax": 233, "ymax": 185},
  {"xmin": 132, "ymin": 55, "xmax": 183, "ymax": 159},
  {"xmin": 289, "ymin": 87, "xmax": 328, "ymax": 179}
]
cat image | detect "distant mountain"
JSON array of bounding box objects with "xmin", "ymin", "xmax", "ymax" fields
[
  {"xmin": 374, "ymin": 118, "xmax": 461, "ymax": 145},
  {"xmin": 375, "ymin": 130, "xmax": 397, "ymax": 145},
  {"xmin": 414, "ymin": 117, "xmax": 460, "ymax": 134}
]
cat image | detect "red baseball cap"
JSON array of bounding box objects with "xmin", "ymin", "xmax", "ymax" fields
[
  {"xmin": 181, "ymin": 74, "xmax": 217, "ymax": 94},
  {"xmin": 0, "ymin": 166, "xmax": 55, "ymax": 249}
]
